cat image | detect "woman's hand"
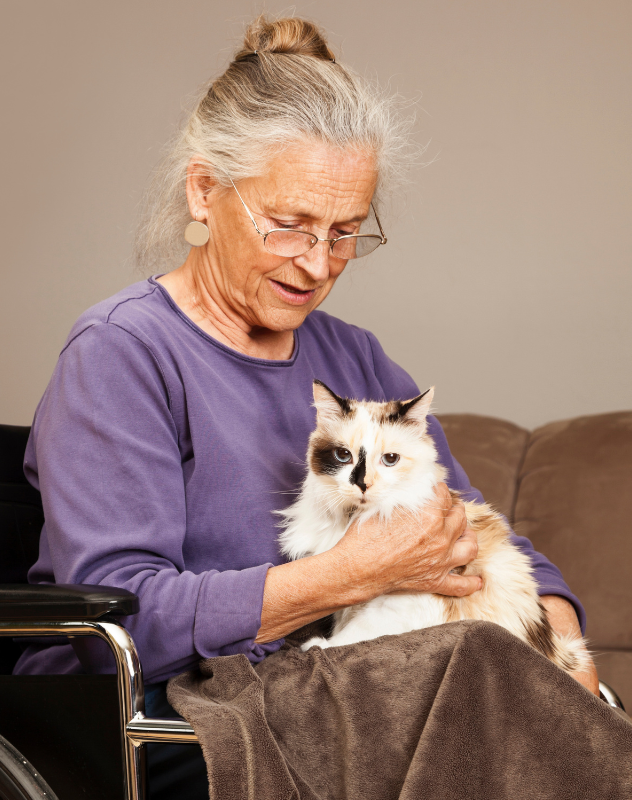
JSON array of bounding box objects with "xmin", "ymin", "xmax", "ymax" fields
[
  {"xmin": 255, "ymin": 483, "xmax": 480, "ymax": 643},
  {"xmin": 334, "ymin": 482, "xmax": 482, "ymax": 599}
]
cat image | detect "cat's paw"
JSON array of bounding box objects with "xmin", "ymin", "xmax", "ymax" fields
[{"xmin": 301, "ymin": 636, "xmax": 329, "ymax": 652}]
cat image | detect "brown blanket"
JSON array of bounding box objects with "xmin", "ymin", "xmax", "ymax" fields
[{"xmin": 167, "ymin": 621, "xmax": 632, "ymax": 799}]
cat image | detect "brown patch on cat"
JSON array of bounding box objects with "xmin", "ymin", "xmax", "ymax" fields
[
  {"xmin": 442, "ymin": 495, "xmax": 581, "ymax": 672},
  {"xmin": 369, "ymin": 401, "xmax": 422, "ymax": 429},
  {"xmin": 367, "ymin": 389, "xmax": 433, "ymax": 427},
  {"xmin": 442, "ymin": 500, "xmax": 512, "ymax": 625},
  {"xmin": 526, "ymin": 604, "xmax": 580, "ymax": 672},
  {"xmin": 525, "ymin": 609, "xmax": 557, "ymax": 660},
  {"xmin": 370, "ymin": 400, "xmax": 400, "ymax": 424}
]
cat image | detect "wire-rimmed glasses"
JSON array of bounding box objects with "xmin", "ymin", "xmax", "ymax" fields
[{"xmin": 230, "ymin": 179, "xmax": 387, "ymax": 260}]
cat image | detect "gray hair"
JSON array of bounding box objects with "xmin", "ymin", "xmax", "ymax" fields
[{"xmin": 134, "ymin": 15, "xmax": 416, "ymax": 273}]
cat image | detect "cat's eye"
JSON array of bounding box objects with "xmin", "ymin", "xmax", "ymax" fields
[
  {"xmin": 381, "ymin": 453, "xmax": 400, "ymax": 467},
  {"xmin": 333, "ymin": 448, "xmax": 353, "ymax": 464}
]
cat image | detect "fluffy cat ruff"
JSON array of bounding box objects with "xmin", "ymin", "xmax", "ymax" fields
[{"xmin": 278, "ymin": 382, "xmax": 590, "ymax": 676}]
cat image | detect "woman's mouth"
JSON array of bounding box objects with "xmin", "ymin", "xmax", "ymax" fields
[{"xmin": 270, "ymin": 279, "xmax": 318, "ymax": 305}]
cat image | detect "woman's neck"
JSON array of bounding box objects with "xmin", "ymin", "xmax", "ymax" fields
[{"xmin": 156, "ymin": 258, "xmax": 295, "ymax": 361}]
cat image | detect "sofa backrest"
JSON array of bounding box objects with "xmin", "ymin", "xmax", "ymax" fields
[{"xmin": 436, "ymin": 414, "xmax": 529, "ymax": 521}]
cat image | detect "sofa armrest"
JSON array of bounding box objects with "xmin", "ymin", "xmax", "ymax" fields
[{"xmin": 0, "ymin": 584, "xmax": 139, "ymax": 621}]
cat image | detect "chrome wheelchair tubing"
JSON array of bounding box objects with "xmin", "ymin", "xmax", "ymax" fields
[
  {"xmin": 0, "ymin": 620, "xmax": 198, "ymax": 800},
  {"xmin": 599, "ymin": 680, "xmax": 626, "ymax": 712},
  {"xmin": 126, "ymin": 715, "xmax": 199, "ymax": 744}
]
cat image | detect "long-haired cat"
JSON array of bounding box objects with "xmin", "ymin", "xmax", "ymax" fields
[{"xmin": 278, "ymin": 381, "xmax": 590, "ymax": 676}]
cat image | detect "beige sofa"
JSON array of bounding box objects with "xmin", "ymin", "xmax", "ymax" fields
[{"xmin": 436, "ymin": 410, "xmax": 632, "ymax": 709}]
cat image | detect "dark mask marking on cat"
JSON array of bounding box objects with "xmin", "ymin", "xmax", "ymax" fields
[
  {"xmin": 349, "ymin": 446, "xmax": 367, "ymax": 492},
  {"xmin": 314, "ymin": 379, "xmax": 354, "ymax": 416},
  {"xmin": 310, "ymin": 436, "xmax": 348, "ymax": 476},
  {"xmin": 386, "ymin": 387, "xmax": 431, "ymax": 424}
]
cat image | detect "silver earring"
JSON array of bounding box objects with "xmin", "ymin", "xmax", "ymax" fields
[{"xmin": 184, "ymin": 212, "xmax": 210, "ymax": 247}]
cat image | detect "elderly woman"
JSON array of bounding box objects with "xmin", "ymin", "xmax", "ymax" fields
[{"xmin": 16, "ymin": 14, "xmax": 621, "ymax": 800}]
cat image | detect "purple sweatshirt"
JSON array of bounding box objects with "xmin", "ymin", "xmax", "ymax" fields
[{"xmin": 14, "ymin": 278, "xmax": 585, "ymax": 683}]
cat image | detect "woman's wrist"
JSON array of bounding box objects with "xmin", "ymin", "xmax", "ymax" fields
[{"xmin": 255, "ymin": 546, "xmax": 378, "ymax": 644}]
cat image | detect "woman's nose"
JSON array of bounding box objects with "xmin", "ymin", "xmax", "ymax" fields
[{"xmin": 293, "ymin": 240, "xmax": 331, "ymax": 282}]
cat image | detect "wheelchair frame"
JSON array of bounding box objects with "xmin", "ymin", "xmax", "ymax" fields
[{"xmin": 0, "ymin": 616, "xmax": 198, "ymax": 800}]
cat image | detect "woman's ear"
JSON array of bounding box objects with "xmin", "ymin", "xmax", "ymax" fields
[{"xmin": 185, "ymin": 157, "xmax": 216, "ymax": 221}]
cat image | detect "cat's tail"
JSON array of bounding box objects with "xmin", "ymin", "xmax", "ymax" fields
[
  {"xmin": 526, "ymin": 604, "xmax": 592, "ymax": 676},
  {"xmin": 551, "ymin": 631, "xmax": 593, "ymax": 675}
]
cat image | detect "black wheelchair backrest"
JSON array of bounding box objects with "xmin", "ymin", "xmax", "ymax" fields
[
  {"xmin": 0, "ymin": 425, "xmax": 42, "ymax": 586},
  {"xmin": 0, "ymin": 424, "xmax": 43, "ymax": 672}
]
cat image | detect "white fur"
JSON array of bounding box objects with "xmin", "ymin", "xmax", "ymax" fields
[{"xmin": 278, "ymin": 387, "xmax": 591, "ymax": 676}]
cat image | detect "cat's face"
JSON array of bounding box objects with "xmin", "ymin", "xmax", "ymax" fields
[{"xmin": 307, "ymin": 381, "xmax": 438, "ymax": 517}]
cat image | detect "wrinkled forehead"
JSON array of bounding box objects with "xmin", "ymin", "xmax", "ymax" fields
[{"xmin": 251, "ymin": 142, "xmax": 378, "ymax": 223}]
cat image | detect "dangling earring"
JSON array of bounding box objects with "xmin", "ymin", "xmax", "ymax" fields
[{"xmin": 184, "ymin": 212, "xmax": 210, "ymax": 247}]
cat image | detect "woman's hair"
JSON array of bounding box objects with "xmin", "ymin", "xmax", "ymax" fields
[{"xmin": 134, "ymin": 15, "xmax": 415, "ymax": 272}]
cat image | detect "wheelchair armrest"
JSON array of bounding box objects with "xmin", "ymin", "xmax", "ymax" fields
[{"xmin": 0, "ymin": 584, "xmax": 139, "ymax": 621}]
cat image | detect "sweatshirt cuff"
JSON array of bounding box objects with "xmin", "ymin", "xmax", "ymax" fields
[{"xmin": 193, "ymin": 563, "xmax": 283, "ymax": 661}]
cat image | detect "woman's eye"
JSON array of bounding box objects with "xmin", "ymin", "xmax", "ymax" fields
[
  {"xmin": 274, "ymin": 220, "xmax": 302, "ymax": 230},
  {"xmin": 381, "ymin": 453, "xmax": 400, "ymax": 467},
  {"xmin": 333, "ymin": 448, "xmax": 353, "ymax": 464}
]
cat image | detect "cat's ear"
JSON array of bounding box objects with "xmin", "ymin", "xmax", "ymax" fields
[
  {"xmin": 391, "ymin": 386, "xmax": 435, "ymax": 425},
  {"xmin": 313, "ymin": 380, "xmax": 353, "ymax": 425}
]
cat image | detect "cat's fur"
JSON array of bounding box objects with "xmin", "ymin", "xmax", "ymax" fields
[{"xmin": 278, "ymin": 381, "xmax": 590, "ymax": 676}]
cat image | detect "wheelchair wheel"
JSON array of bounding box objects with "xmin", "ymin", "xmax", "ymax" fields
[{"xmin": 0, "ymin": 734, "xmax": 58, "ymax": 800}]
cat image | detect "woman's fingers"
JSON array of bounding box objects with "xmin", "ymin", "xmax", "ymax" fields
[
  {"xmin": 451, "ymin": 528, "xmax": 478, "ymax": 567},
  {"xmin": 436, "ymin": 572, "xmax": 483, "ymax": 597},
  {"xmin": 340, "ymin": 481, "xmax": 481, "ymax": 598},
  {"xmin": 444, "ymin": 495, "xmax": 468, "ymax": 541}
]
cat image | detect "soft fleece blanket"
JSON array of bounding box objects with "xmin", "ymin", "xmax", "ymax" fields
[{"xmin": 167, "ymin": 620, "xmax": 632, "ymax": 800}]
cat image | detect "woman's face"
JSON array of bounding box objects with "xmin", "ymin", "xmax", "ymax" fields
[{"xmin": 196, "ymin": 142, "xmax": 378, "ymax": 333}]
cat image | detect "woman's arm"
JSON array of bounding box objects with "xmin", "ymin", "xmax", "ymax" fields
[
  {"xmin": 256, "ymin": 484, "xmax": 481, "ymax": 642},
  {"xmin": 28, "ymin": 322, "xmax": 283, "ymax": 682},
  {"xmin": 540, "ymin": 595, "xmax": 599, "ymax": 695}
]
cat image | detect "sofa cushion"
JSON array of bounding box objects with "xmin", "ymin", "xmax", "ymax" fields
[
  {"xmin": 436, "ymin": 414, "xmax": 529, "ymax": 521},
  {"xmin": 513, "ymin": 412, "xmax": 632, "ymax": 651}
]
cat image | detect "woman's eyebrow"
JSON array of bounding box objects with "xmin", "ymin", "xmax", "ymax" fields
[{"xmin": 265, "ymin": 206, "xmax": 368, "ymax": 224}]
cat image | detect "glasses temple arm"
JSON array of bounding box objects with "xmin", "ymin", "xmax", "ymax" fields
[
  {"xmin": 230, "ymin": 179, "xmax": 266, "ymax": 236},
  {"xmin": 371, "ymin": 203, "xmax": 388, "ymax": 244}
]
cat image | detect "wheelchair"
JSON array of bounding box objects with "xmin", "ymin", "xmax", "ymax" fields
[{"xmin": 0, "ymin": 423, "xmax": 625, "ymax": 800}]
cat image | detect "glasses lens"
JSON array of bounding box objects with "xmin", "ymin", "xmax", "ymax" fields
[
  {"xmin": 331, "ymin": 235, "xmax": 382, "ymax": 260},
  {"xmin": 264, "ymin": 230, "xmax": 317, "ymax": 258}
]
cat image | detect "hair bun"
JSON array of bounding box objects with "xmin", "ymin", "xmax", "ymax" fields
[{"xmin": 236, "ymin": 15, "xmax": 335, "ymax": 62}]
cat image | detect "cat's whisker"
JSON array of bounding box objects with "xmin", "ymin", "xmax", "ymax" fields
[
  {"xmin": 319, "ymin": 495, "xmax": 346, "ymax": 515},
  {"xmin": 322, "ymin": 497, "xmax": 348, "ymax": 516}
]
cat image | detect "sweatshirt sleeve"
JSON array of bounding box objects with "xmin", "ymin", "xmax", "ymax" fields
[
  {"xmin": 27, "ymin": 323, "xmax": 282, "ymax": 683},
  {"xmin": 364, "ymin": 330, "xmax": 587, "ymax": 634}
]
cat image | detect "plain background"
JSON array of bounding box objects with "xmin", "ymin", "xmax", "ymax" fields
[{"xmin": 1, "ymin": 0, "xmax": 630, "ymax": 428}]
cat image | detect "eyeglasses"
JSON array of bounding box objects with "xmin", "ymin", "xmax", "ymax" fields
[{"xmin": 230, "ymin": 179, "xmax": 387, "ymax": 260}]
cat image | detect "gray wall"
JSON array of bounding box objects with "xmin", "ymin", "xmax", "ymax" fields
[{"xmin": 1, "ymin": 0, "xmax": 630, "ymax": 428}]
